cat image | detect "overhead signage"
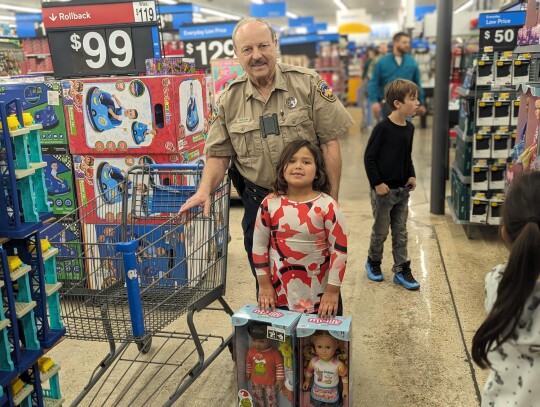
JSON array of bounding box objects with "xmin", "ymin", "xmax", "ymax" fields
[
  {"xmin": 280, "ymin": 33, "xmax": 339, "ymax": 46},
  {"xmin": 42, "ymin": 0, "xmax": 161, "ymax": 78},
  {"xmin": 478, "ymin": 11, "xmax": 525, "ymax": 28},
  {"xmin": 315, "ymin": 23, "xmax": 327, "ymax": 32},
  {"xmin": 158, "ymin": 4, "xmax": 193, "ymax": 30},
  {"xmin": 289, "ymin": 16, "xmax": 314, "ymax": 28},
  {"xmin": 15, "ymin": 13, "xmax": 45, "ymax": 38},
  {"xmin": 479, "ymin": 11, "xmax": 525, "ymax": 51},
  {"xmin": 179, "ymin": 22, "xmax": 236, "ymax": 41},
  {"xmin": 251, "ymin": 2, "xmax": 286, "ymax": 18}
]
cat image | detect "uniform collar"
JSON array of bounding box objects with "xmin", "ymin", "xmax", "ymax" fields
[{"xmin": 244, "ymin": 63, "xmax": 289, "ymax": 101}]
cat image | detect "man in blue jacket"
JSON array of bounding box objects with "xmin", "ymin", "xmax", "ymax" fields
[{"xmin": 368, "ymin": 32, "xmax": 426, "ymax": 121}]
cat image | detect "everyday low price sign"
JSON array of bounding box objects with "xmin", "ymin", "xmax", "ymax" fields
[{"xmin": 43, "ymin": 0, "xmax": 161, "ymax": 78}]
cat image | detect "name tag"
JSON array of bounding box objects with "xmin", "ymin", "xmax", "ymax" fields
[{"xmin": 236, "ymin": 117, "xmax": 251, "ymax": 123}]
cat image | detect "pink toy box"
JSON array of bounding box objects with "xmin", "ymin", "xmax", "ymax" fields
[
  {"xmin": 296, "ymin": 314, "xmax": 352, "ymax": 407},
  {"xmin": 62, "ymin": 75, "xmax": 208, "ymax": 156},
  {"xmin": 232, "ymin": 305, "xmax": 301, "ymax": 407}
]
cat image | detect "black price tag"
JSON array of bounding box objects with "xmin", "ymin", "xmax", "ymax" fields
[
  {"xmin": 480, "ymin": 27, "xmax": 519, "ymax": 51},
  {"xmin": 183, "ymin": 38, "xmax": 234, "ymax": 69}
]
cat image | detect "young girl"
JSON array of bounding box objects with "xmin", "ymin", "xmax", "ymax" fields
[
  {"xmin": 302, "ymin": 330, "xmax": 348, "ymax": 406},
  {"xmin": 252, "ymin": 139, "xmax": 347, "ymax": 318},
  {"xmin": 472, "ymin": 171, "xmax": 540, "ymax": 406}
]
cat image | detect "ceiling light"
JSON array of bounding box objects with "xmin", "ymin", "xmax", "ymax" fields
[
  {"xmin": 453, "ymin": 0, "xmax": 473, "ymax": 14},
  {"xmin": 333, "ymin": 0, "xmax": 348, "ymax": 12},
  {"xmin": 252, "ymin": 0, "xmax": 265, "ymax": 4},
  {"xmin": 286, "ymin": 12, "xmax": 298, "ymax": 19},
  {"xmin": 0, "ymin": 5, "xmax": 41, "ymax": 13},
  {"xmin": 199, "ymin": 7, "xmax": 241, "ymax": 20},
  {"xmin": 0, "ymin": 15, "xmax": 16, "ymax": 21},
  {"xmin": 158, "ymin": 0, "xmax": 178, "ymax": 4}
]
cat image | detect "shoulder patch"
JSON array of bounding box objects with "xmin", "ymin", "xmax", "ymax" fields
[
  {"xmin": 210, "ymin": 102, "xmax": 219, "ymax": 125},
  {"xmin": 317, "ymin": 80, "xmax": 336, "ymax": 102}
]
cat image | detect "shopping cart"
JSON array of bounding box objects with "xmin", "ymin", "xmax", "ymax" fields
[{"xmin": 41, "ymin": 163, "xmax": 233, "ymax": 406}]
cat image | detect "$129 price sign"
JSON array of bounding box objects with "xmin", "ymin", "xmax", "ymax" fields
[
  {"xmin": 183, "ymin": 38, "xmax": 234, "ymax": 69},
  {"xmin": 69, "ymin": 28, "xmax": 135, "ymax": 74}
]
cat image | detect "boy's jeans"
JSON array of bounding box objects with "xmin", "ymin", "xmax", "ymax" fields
[{"xmin": 368, "ymin": 187, "xmax": 410, "ymax": 271}]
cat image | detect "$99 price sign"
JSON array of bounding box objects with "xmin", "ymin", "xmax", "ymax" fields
[
  {"xmin": 70, "ymin": 28, "xmax": 135, "ymax": 74},
  {"xmin": 184, "ymin": 38, "xmax": 234, "ymax": 69}
]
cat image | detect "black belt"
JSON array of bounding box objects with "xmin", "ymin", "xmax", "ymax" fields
[{"xmin": 244, "ymin": 179, "xmax": 269, "ymax": 201}]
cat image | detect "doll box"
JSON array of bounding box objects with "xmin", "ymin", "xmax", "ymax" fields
[
  {"xmin": 145, "ymin": 57, "xmax": 196, "ymax": 76},
  {"xmin": 297, "ymin": 315, "xmax": 352, "ymax": 407},
  {"xmin": 232, "ymin": 305, "xmax": 302, "ymax": 407},
  {"xmin": 0, "ymin": 80, "xmax": 68, "ymax": 145},
  {"xmin": 62, "ymin": 75, "xmax": 207, "ymax": 156}
]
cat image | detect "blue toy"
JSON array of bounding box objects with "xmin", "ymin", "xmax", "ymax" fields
[
  {"xmin": 96, "ymin": 162, "xmax": 130, "ymax": 204},
  {"xmin": 33, "ymin": 105, "xmax": 59, "ymax": 129},
  {"xmin": 86, "ymin": 87, "xmax": 116, "ymax": 132},
  {"xmin": 132, "ymin": 121, "xmax": 148, "ymax": 145},
  {"xmin": 186, "ymin": 94, "xmax": 199, "ymax": 132}
]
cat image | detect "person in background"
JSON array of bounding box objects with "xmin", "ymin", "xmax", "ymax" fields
[
  {"xmin": 364, "ymin": 79, "xmax": 420, "ymax": 290},
  {"xmin": 179, "ymin": 17, "xmax": 353, "ymax": 294},
  {"xmin": 368, "ymin": 32, "xmax": 426, "ymax": 122},
  {"xmin": 378, "ymin": 43, "xmax": 389, "ymax": 57},
  {"xmin": 472, "ymin": 171, "xmax": 540, "ymax": 406},
  {"xmin": 362, "ymin": 47, "xmax": 379, "ymax": 84},
  {"xmin": 253, "ymin": 139, "xmax": 347, "ymax": 318}
]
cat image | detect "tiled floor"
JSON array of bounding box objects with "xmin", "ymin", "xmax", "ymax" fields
[{"xmin": 49, "ymin": 108, "xmax": 506, "ymax": 406}]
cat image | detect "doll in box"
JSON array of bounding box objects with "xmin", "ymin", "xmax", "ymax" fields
[
  {"xmin": 245, "ymin": 322, "xmax": 285, "ymax": 407},
  {"xmin": 302, "ymin": 331, "xmax": 348, "ymax": 407}
]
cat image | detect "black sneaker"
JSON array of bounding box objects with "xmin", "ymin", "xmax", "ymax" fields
[
  {"xmin": 365, "ymin": 257, "xmax": 383, "ymax": 282},
  {"xmin": 393, "ymin": 261, "xmax": 420, "ymax": 290}
]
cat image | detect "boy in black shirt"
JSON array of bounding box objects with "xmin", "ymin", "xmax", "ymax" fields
[{"xmin": 364, "ymin": 79, "xmax": 420, "ymax": 290}]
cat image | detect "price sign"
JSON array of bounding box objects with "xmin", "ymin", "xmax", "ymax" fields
[
  {"xmin": 479, "ymin": 27, "xmax": 519, "ymax": 51},
  {"xmin": 42, "ymin": 0, "xmax": 161, "ymax": 78},
  {"xmin": 183, "ymin": 38, "xmax": 234, "ymax": 69}
]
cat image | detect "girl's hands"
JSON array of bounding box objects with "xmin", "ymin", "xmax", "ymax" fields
[
  {"xmin": 318, "ymin": 285, "xmax": 340, "ymax": 318},
  {"xmin": 257, "ymin": 275, "xmax": 276, "ymax": 310}
]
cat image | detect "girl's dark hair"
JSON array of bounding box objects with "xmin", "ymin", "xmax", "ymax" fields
[
  {"xmin": 472, "ymin": 171, "xmax": 540, "ymax": 368},
  {"xmin": 270, "ymin": 139, "xmax": 331, "ymax": 195}
]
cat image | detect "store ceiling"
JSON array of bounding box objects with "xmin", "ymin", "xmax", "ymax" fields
[{"xmin": 5, "ymin": 0, "xmax": 439, "ymax": 27}]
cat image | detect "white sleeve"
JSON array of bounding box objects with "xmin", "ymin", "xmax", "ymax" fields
[{"xmin": 484, "ymin": 263, "xmax": 506, "ymax": 313}]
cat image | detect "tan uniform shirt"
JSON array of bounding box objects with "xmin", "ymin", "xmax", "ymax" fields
[{"xmin": 204, "ymin": 63, "xmax": 353, "ymax": 189}]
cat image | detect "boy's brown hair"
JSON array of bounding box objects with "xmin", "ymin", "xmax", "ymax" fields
[{"xmin": 384, "ymin": 79, "xmax": 419, "ymax": 111}]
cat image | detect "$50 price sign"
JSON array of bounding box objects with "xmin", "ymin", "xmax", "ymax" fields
[
  {"xmin": 184, "ymin": 38, "xmax": 234, "ymax": 69},
  {"xmin": 69, "ymin": 28, "xmax": 135, "ymax": 73},
  {"xmin": 480, "ymin": 26, "xmax": 519, "ymax": 51}
]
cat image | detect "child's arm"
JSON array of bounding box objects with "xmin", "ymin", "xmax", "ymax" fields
[
  {"xmin": 252, "ymin": 196, "xmax": 276, "ymax": 310},
  {"xmin": 364, "ymin": 126, "xmax": 388, "ymax": 195},
  {"xmin": 338, "ymin": 361, "xmax": 348, "ymax": 398},
  {"xmin": 406, "ymin": 128, "xmax": 416, "ymax": 189},
  {"xmin": 112, "ymin": 94, "xmax": 122, "ymax": 107},
  {"xmin": 108, "ymin": 108, "xmax": 122, "ymax": 120},
  {"xmin": 274, "ymin": 349, "xmax": 285, "ymax": 389},
  {"xmin": 318, "ymin": 199, "xmax": 347, "ymax": 318},
  {"xmin": 302, "ymin": 359, "xmax": 315, "ymax": 391}
]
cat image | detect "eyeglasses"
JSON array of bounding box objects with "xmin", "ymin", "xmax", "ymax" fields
[{"xmin": 240, "ymin": 43, "xmax": 271, "ymax": 56}]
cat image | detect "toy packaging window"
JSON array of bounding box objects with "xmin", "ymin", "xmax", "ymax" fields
[
  {"xmin": 296, "ymin": 315, "xmax": 352, "ymax": 407},
  {"xmin": 232, "ymin": 305, "xmax": 301, "ymax": 407}
]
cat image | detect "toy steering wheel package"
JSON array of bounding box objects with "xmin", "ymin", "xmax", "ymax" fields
[{"xmin": 232, "ymin": 305, "xmax": 302, "ymax": 407}]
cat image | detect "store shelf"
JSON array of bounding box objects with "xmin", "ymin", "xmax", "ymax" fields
[
  {"xmin": 13, "ymin": 384, "xmax": 34, "ymax": 405},
  {"xmin": 452, "ymin": 163, "xmax": 471, "ymax": 184},
  {"xmin": 14, "ymin": 301, "xmax": 36, "ymax": 319},
  {"xmin": 40, "ymin": 364, "xmax": 61, "ymax": 383},
  {"xmin": 44, "ymin": 283, "xmax": 62, "ymax": 297},
  {"xmin": 42, "ymin": 247, "xmax": 59, "ymax": 261},
  {"xmin": 456, "ymin": 86, "xmax": 478, "ymax": 98},
  {"xmin": 25, "ymin": 54, "xmax": 51, "ymax": 58},
  {"xmin": 446, "ymin": 196, "xmax": 473, "ymax": 225},
  {"xmin": 453, "ymin": 125, "xmax": 473, "ymax": 143},
  {"xmin": 9, "ymin": 264, "xmax": 31, "ymax": 281}
]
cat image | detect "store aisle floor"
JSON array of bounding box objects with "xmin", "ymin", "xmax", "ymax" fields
[{"xmin": 49, "ymin": 108, "xmax": 506, "ymax": 406}]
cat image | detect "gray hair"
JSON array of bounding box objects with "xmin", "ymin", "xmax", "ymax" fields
[{"xmin": 232, "ymin": 17, "xmax": 277, "ymax": 49}]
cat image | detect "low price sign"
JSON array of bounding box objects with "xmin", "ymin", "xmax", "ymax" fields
[
  {"xmin": 42, "ymin": 0, "xmax": 161, "ymax": 78},
  {"xmin": 479, "ymin": 11, "xmax": 525, "ymax": 51},
  {"xmin": 179, "ymin": 22, "xmax": 237, "ymax": 69}
]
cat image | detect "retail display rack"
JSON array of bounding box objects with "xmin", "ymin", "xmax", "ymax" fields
[
  {"xmin": 0, "ymin": 99, "xmax": 65, "ymax": 406},
  {"xmin": 448, "ymin": 10, "xmax": 526, "ymax": 237}
]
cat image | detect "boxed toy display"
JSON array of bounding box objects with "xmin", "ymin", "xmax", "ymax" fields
[
  {"xmin": 0, "ymin": 80, "xmax": 68, "ymax": 145},
  {"xmin": 62, "ymin": 75, "xmax": 208, "ymax": 156},
  {"xmin": 232, "ymin": 305, "xmax": 302, "ymax": 407},
  {"xmin": 296, "ymin": 314, "xmax": 352, "ymax": 407},
  {"xmin": 42, "ymin": 145, "xmax": 76, "ymax": 215},
  {"xmin": 145, "ymin": 57, "xmax": 196, "ymax": 76}
]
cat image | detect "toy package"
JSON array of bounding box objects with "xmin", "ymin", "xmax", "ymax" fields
[
  {"xmin": 0, "ymin": 80, "xmax": 68, "ymax": 145},
  {"xmin": 211, "ymin": 58, "xmax": 244, "ymax": 98},
  {"xmin": 296, "ymin": 314, "xmax": 352, "ymax": 407},
  {"xmin": 232, "ymin": 305, "xmax": 301, "ymax": 407},
  {"xmin": 145, "ymin": 57, "xmax": 196, "ymax": 76},
  {"xmin": 62, "ymin": 75, "xmax": 208, "ymax": 156},
  {"xmin": 42, "ymin": 145, "xmax": 76, "ymax": 215}
]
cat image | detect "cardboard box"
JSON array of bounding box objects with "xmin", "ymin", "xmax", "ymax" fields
[
  {"xmin": 512, "ymin": 53, "xmax": 531, "ymax": 85},
  {"xmin": 0, "ymin": 80, "xmax": 68, "ymax": 145},
  {"xmin": 476, "ymin": 58, "xmax": 494, "ymax": 86},
  {"xmin": 494, "ymin": 52, "xmax": 513, "ymax": 86},
  {"xmin": 473, "ymin": 133, "xmax": 491, "ymax": 159},
  {"xmin": 451, "ymin": 170, "xmax": 470, "ymax": 221},
  {"xmin": 232, "ymin": 305, "xmax": 302, "ymax": 407},
  {"xmin": 455, "ymin": 136, "xmax": 473, "ymax": 176},
  {"xmin": 145, "ymin": 57, "xmax": 196, "ymax": 76},
  {"xmin": 472, "ymin": 160, "xmax": 490, "ymax": 190},
  {"xmin": 62, "ymin": 75, "xmax": 208, "ymax": 156},
  {"xmin": 491, "ymin": 131, "xmax": 511, "ymax": 159},
  {"xmin": 41, "ymin": 145, "xmax": 77, "ymax": 215},
  {"xmin": 471, "ymin": 193, "xmax": 489, "ymax": 224},
  {"xmin": 489, "ymin": 160, "xmax": 507, "ymax": 190},
  {"xmin": 297, "ymin": 314, "xmax": 352, "ymax": 407},
  {"xmin": 489, "ymin": 194, "xmax": 505, "ymax": 225}
]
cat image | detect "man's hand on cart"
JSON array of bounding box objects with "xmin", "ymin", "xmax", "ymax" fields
[{"xmin": 179, "ymin": 191, "xmax": 211, "ymax": 218}]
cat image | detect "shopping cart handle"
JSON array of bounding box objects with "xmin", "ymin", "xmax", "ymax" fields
[{"xmin": 148, "ymin": 163, "xmax": 204, "ymax": 171}]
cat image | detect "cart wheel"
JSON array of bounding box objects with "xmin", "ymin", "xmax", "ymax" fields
[{"xmin": 136, "ymin": 337, "xmax": 152, "ymax": 354}]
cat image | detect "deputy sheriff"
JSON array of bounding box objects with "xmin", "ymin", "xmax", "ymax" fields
[{"xmin": 180, "ymin": 17, "xmax": 353, "ymax": 291}]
